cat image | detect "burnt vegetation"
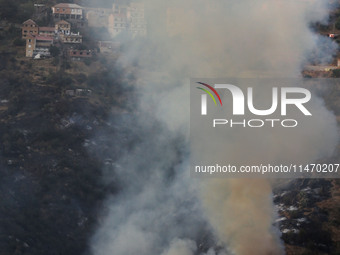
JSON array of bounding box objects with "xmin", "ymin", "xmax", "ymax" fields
[{"xmin": 274, "ymin": 178, "xmax": 340, "ymax": 255}]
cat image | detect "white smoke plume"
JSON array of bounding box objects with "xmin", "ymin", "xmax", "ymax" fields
[
  {"xmin": 161, "ymin": 239, "xmax": 197, "ymax": 255},
  {"xmin": 90, "ymin": 0, "xmax": 338, "ymax": 255}
]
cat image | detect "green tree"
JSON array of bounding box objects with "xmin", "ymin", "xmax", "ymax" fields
[{"xmin": 49, "ymin": 45, "xmax": 60, "ymax": 57}]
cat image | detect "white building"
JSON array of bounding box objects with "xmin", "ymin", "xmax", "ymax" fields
[
  {"xmin": 108, "ymin": 12, "xmax": 128, "ymax": 37},
  {"xmin": 128, "ymin": 3, "xmax": 146, "ymax": 37},
  {"xmin": 108, "ymin": 2, "xmax": 146, "ymax": 38}
]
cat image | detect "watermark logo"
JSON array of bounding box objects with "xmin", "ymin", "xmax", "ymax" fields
[
  {"xmin": 190, "ymin": 78, "xmax": 339, "ymax": 179},
  {"xmin": 196, "ymin": 82, "xmax": 222, "ymax": 115},
  {"xmin": 197, "ymin": 82, "xmax": 312, "ymax": 117},
  {"xmin": 193, "ymin": 80, "xmax": 312, "ymax": 128}
]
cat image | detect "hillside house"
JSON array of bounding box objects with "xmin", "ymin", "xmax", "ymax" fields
[
  {"xmin": 25, "ymin": 35, "xmax": 53, "ymax": 57},
  {"xmin": 108, "ymin": 3, "xmax": 146, "ymax": 38},
  {"xmin": 108, "ymin": 13, "xmax": 128, "ymax": 37},
  {"xmin": 22, "ymin": 19, "xmax": 55, "ymax": 39},
  {"xmin": 128, "ymin": 3, "xmax": 146, "ymax": 37},
  {"xmin": 55, "ymin": 20, "xmax": 71, "ymax": 35},
  {"xmin": 84, "ymin": 7, "xmax": 112, "ymax": 28},
  {"xmin": 39, "ymin": 27, "xmax": 55, "ymax": 37},
  {"xmin": 52, "ymin": 3, "xmax": 85, "ymax": 27},
  {"xmin": 98, "ymin": 41, "xmax": 119, "ymax": 53},
  {"xmin": 22, "ymin": 19, "xmax": 39, "ymax": 38},
  {"xmin": 68, "ymin": 49, "xmax": 92, "ymax": 60},
  {"xmin": 60, "ymin": 33, "xmax": 82, "ymax": 44}
]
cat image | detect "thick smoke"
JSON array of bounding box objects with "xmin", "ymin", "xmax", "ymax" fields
[{"xmin": 90, "ymin": 0, "xmax": 338, "ymax": 255}]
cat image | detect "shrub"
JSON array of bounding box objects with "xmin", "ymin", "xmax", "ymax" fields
[
  {"xmin": 332, "ymin": 69, "xmax": 340, "ymax": 78},
  {"xmin": 13, "ymin": 38, "xmax": 25, "ymax": 46},
  {"xmin": 49, "ymin": 45, "xmax": 60, "ymax": 58},
  {"xmin": 75, "ymin": 73, "xmax": 87, "ymax": 83},
  {"xmin": 336, "ymin": 18, "xmax": 340, "ymax": 30},
  {"xmin": 84, "ymin": 58, "xmax": 92, "ymax": 66}
]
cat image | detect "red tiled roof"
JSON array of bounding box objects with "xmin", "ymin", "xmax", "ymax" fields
[
  {"xmin": 23, "ymin": 19, "xmax": 37, "ymax": 25},
  {"xmin": 39, "ymin": 27, "xmax": 55, "ymax": 32},
  {"xmin": 53, "ymin": 3, "xmax": 82, "ymax": 9},
  {"xmin": 56, "ymin": 20, "xmax": 70, "ymax": 25}
]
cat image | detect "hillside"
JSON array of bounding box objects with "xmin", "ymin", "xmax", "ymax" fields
[
  {"xmin": 0, "ymin": 1, "xmax": 340, "ymax": 255},
  {"xmin": 0, "ymin": 19, "xmax": 137, "ymax": 253}
]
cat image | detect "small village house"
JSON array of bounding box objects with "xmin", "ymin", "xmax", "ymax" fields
[
  {"xmin": 52, "ymin": 3, "xmax": 85, "ymax": 27},
  {"xmin": 22, "ymin": 19, "xmax": 55, "ymax": 39},
  {"xmin": 25, "ymin": 35, "xmax": 53, "ymax": 57},
  {"xmin": 98, "ymin": 41, "xmax": 119, "ymax": 53},
  {"xmin": 60, "ymin": 33, "xmax": 82, "ymax": 44},
  {"xmin": 108, "ymin": 3, "xmax": 146, "ymax": 38},
  {"xmin": 108, "ymin": 12, "xmax": 128, "ymax": 37},
  {"xmin": 128, "ymin": 3, "xmax": 147, "ymax": 37},
  {"xmin": 55, "ymin": 20, "xmax": 71, "ymax": 35},
  {"xmin": 68, "ymin": 49, "xmax": 92, "ymax": 61},
  {"xmin": 84, "ymin": 7, "xmax": 112, "ymax": 28},
  {"xmin": 22, "ymin": 19, "xmax": 39, "ymax": 38},
  {"xmin": 39, "ymin": 27, "xmax": 55, "ymax": 37}
]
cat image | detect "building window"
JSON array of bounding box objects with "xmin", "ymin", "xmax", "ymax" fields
[
  {"xmin": 56, "ymin": 8, "xmax": 59, "ymax": 11},
  {"xmin": 28, "ymin": 39, "xmax": 31, "ymax": 42}
]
